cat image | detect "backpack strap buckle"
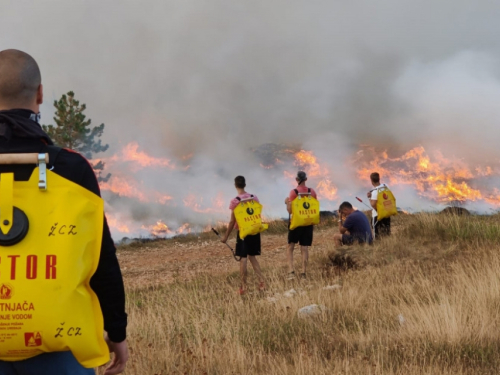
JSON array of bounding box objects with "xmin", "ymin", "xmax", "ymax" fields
[
  {"xmin": 236, "ymin": 196, "xmax": 255, "ymax": 204},
  {"xmin": 38, "ymin": 153, "xmax": 47, "ymax": 190}
]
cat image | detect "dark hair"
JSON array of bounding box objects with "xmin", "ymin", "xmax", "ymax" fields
[
  {"xmin": 234, "ymin": 175, "xmax": 246, "ymax": 189},
  {"xmin": 370, "ymin": 172, "xmax": 380, "ymax": 184},
  {"xmin": 339, "ymin": 201, "xmax": 353, "ymax": 210},
  {"xmin": 296, "ymin": 171, "xmax": 307, "ymax": 182},
  {"xmin": 0, "ymin": 49, "xmax": 41, "ymax": 107}
]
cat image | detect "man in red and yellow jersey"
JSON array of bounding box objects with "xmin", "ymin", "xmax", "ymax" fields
[{"xmin": 284, "ymin": 171, "xmax": 317, "ymax": 280}]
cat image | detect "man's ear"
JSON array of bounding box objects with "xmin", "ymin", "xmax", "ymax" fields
[{"xmin": 36, "ymin": 84, "xmax": 43, "ymax": 105}]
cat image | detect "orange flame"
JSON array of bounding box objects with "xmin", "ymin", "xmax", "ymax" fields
[
  {"xmin": 100, "ymin": 175, "xmax": 173, "ymax": 203},
  {"xmin": 354, "ymin": 146, "xmax": 500, "ymax": 205},
  {"xmin": 106, "ymin": 214, "xmax": 130, "ymax": 233},
  {"xmin": 142, "ymin": 220, "xmax": 171, "ymax": 237},
  {"xmin": 290, "ymin": 150, "xmax": 338, "ymax": 201},
  {"xmin": 260, "ymin": 163, "xmax": 274, "ymax": 169},
  {"xmin": 121, "ymin": 142, "xmax": 176, "ymax": 169},
  {"xmin": 95, "ymin": 142, "xmax": 178, "ymax": 172},
  {"xmin": 176, "ymin": 223, "xmax": 191, "ymax": 234},
  {"xmin": 100, "ymin": 176, "xmax": 149, "ymax": 202},
  {"xmin": 140, "ymin": 221, "xmax": 192, "ymax": 237},
  {"xmin": 183, "ymin": 192, "xmax": 225, "ymax": 214}
]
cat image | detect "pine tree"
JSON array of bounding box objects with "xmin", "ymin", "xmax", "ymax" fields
[{"xmin": 42, "ymin": 91, "xmax": 111, "ymax": 182}]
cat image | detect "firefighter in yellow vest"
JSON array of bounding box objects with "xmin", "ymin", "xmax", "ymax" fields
[
  {"xmin": 284, "ymin": 171, "xmax": 318, "ymax": 280},
  {"xmin": 368, "ymin": 172, "xmax": 397, "ymax": 237},
  {"xmin": 222, "ymin": 176, "xmax": 266, "ymax": 295},
  {"xmin": 0, "ymin": 50, "xmax": 128, "ymax": 375}
]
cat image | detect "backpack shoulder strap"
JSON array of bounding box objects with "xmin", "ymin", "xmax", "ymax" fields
[
  {"xmin": 294, "ymin": 189, "xmax": 298, "ymax": 195},
  {"xmin": 379, "ymin": 184, "xmax": 388, "ymax": 192},
  {"xmin": 308, "ymin": 188, "xmax": 311, "ymax": 193},
  {"xmin": 45, "ymin": 145, "xmax": 63, "ymax": 168},
  {"xmin": 235, "ymin": 196, "xmax": 241, "ymax": 201}
]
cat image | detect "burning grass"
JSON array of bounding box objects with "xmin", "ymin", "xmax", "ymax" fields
[
  {"xmin": 117, "ymin": 215, "xmax": 339, "ymax": 249},
  {"xmin": 103, "ymin": 213, "xmax": 500, "ymax": 374},
  {"xmin": 354, "ymin": 146, "xmax": 500, "ymax": 206}
]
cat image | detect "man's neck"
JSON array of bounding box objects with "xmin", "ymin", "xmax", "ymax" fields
[
  {"xmin": 236, "ymin": 188, "xmax": 246, "ymax": 195},
  {"xmin": 0, "ymin": 105, "xmax": 37, "ymax": 113},
  {"xmin": 298, "ymin": 182, "xmax": 306, "ymax": 188}
]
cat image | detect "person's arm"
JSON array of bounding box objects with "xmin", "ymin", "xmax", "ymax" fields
[
  {"xmin": 311, "ymin": 188, "xmax": 318, "ymax": 200},
  {"xmin": 340, "ymin": 215, "xmax": 351, "ymax": 234},
  {"xmin": 370, "ymin": 190, "xmax": 378, "ymax": 210},
  {"xmin": 339, "ymin": 223, "xmax": 348, "ymax": 234},
  {"xmin": 286, "ymin": 197, "xmax": 292, "ymax": 214},
  {"xmin": 222, "ymin": 211, "xmax": 236, "ymax": 243},
  {"xmin": 104, "ymin": 336, "xmax": 129, "ymax": 375},
  {"xmin": 90, "ymin": 216, "xmax": 127, "ymax": 342},
  {"xmin": 286, "ymin": 190, "xmax": 297, "ymax": 214}
]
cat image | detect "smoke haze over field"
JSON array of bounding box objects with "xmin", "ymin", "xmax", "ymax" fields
[{"xmin": 2, "ymin": 1, "xmax": 500, "ymax": 236}]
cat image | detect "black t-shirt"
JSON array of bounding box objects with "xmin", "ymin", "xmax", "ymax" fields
[
  {"xmin": 0, "ymin": 109, "xmax": 127, "ymax": 342},
  {"xmin": 343, "ymin": 210, "xmax": 373, "ymax": 244}
]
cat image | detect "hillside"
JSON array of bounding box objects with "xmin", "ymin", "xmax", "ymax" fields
[{"xmin": 99, "ymin": 213, "xmax": 500, "ymax": 374}]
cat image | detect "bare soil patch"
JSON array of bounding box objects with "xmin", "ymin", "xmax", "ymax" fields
[{"xmin": 118, "ymin": 228, "xmax": 335, "ymax": 289}]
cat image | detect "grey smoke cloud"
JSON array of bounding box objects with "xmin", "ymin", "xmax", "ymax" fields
[{"xmin": 2, "ymin": 0, "xmax": 500, "ymax": 236}]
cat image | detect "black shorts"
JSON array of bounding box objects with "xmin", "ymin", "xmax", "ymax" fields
[
  {"xmin": 288, "ymin": 225, "xmax": 313, "ymax": 246},
  {"xmin": 235, "ymin": 232, "xmax": 261, "ymax": 258},
  {"xmin": 374, "ymin": 217, "xmax": 391, "ymax": 237}
]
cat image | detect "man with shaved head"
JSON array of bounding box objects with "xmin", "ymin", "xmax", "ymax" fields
[
  {"xmin": 0, "ymin": 49, "xmax": 42, "ymax": 110},
  {"xmin": 0, "ymin": 50, "xmax": 128, "ymax": 375}
]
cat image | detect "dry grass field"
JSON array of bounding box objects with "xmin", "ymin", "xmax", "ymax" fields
[{"xmin": 98, "ymin": 213, "xmax": 500, "ymax": 374}]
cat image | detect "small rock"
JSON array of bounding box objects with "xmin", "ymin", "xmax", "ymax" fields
[
  {"xmin": 266, "ymin": 297, "xmax": 279, "ymax": 303},
  {"xmin": 398, "ymin": 314, "xmax": 405, "ymax": 326},
  {"xmin": 297, "ymin": 304, "xmax": 326, "ymax": 318},
  {"xmin": 283, "ymin": 289, "xmax": 297, "ymax": 298}
]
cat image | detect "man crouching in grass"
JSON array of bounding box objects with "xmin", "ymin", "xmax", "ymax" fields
[
  {"xmin": 333, "ymin": 201, "xmax": 373, "ymax": 247},
  {"xmin": 222, "ymin": 176, "xmax": 265, "ymax": 295}
]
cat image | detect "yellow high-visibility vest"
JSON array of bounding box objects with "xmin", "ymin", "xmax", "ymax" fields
[
  {"xmin": 0, "ymin": 153, "xmax": 108, "ymax": 368},
  {"xmin": 375, "ymin": 185, "xmax": 398, "ymax": 220},
  {"xmin": 233, "ymin": 196, "xmax": 268, "ymax": 239},
  {"xmin": 289, "ymin": 189, "xmax": 320, "ymax": 230}
]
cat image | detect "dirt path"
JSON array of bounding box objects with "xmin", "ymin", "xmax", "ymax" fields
[{"xmin": 118, "ymin": 228, "xmax": 335, "ymax": 289}]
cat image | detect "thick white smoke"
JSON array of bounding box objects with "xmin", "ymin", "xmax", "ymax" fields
[{"xmin": 2, "ymin": 1, "xmax": 500, "ymax": 237}]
